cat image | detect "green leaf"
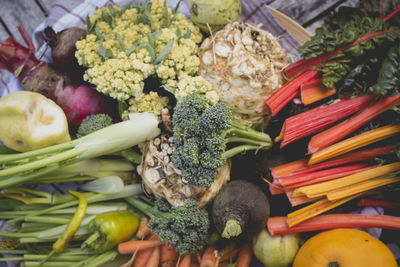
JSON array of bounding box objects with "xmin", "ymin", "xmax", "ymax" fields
[
  {"xmin": 118, "ymin": 101, "xmax": 129, "ymax": 118},
  {"xmin": 102, "ymin": 10, "xmax": 115, "ymax": 28},
  {"xmin": 143, "ymin": 42, "xmax": 156, "ymax": 61},
  {"xmin": 162, "ymin": 85, "xmax": 177, "ymax": 94},
  {"xmin": 98, "ymin": 42, "xmax": 114, "ymax": 60},
  {"xmin": 116, "ymin": 33, "xmax": 125, "ymax": 52},
  {"xmin": 183, "ymin": 29, "xmax": 191, "ymax": 39},
  {"xmin": 173, "ymin": 0, "xmax": 182, "ymax": 14},
  {"xmin": 107, "ymin": 4, "xmax": 115, "ymax": 16},
  {"xmin": 126, "ymin": 40, "xmax": 141, "ymax": 56},
  {"xmin": 161, "ymin": 0, "xmax": 170, "ymax": 28},
  {"xmin": 154, "ymin": 40, "xmax": 173, "ymax": 65},
  {"xmin": 95, "ymin": 26, "xmax": 104, "ymax": 41}
]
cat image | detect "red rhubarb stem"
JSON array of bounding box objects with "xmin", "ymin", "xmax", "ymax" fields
[
  {"xmin": 267, "ymin": 214, "xmax": 400, "ymax": 235},
  {"xmin": 281, "ymin": 94, "xmax": 374, "ymax": 148},
  {"xmin": 289, "ymin": 145, "xmax": 395, "ymax": 177},
  {"xmin": 383, "ymin": 7, "xmax": 400, "ymax": 22},
  {"xmin": 266, "ymin": 70, "xmax": 319, "ymax": 116},
  {"xmin": 17, "ymin": 25, "xmax": 35, "ymax": 53},
  {"xmin": 357, "ymin": 198, "xmax": 400, "ymax": 208},
  {"xmin": 278, "ymin": 163, "xmax": 369, "ymax": 187},
  {"xmin": 283, "ymin": 166, "xmax": 373, "ymax": 190},
  {"xmin": 308, "ymin": 93, "xmax": 400, "ymax": 154},
  {"xmin": 285, "ymin": 29, "xmax": 400, "ymax": 78}
]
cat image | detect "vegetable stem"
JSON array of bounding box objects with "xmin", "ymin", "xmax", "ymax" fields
[
  {"xmin": 268, "ymin": 214, "xmax": 400, "ymax": 235},
  {"xmin": 221, "ymin": 219, "xmax": 242, "ymax": 239}
]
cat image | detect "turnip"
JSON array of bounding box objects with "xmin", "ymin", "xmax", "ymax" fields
[
  {"xmin": 0, "ymin": 26, "xmax": 112, "ymax": 127},
  {"xmin": 211, "ymin": 180, "xmax": 270, "ymax": 240}
]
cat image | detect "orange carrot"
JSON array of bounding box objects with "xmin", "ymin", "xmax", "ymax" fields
[
  {"xmin": 160, "ymin": 244, "xmax": 178, "ymax": 267},
  {"xmin": 300, "ymin": 78, "xmax": 336, "ymax": 106},
  {"xmin": 219, "ymin": 248, "xmax": 240, "ymax": 262},
  {"xmin": 145, "ymin": 245, "xmax": 161, "ymax": 267},
  {"xmin": 133, "ymin": 247, "xmax": 155, "ymax": 267},
  {"xmin": 200, "ymin": 246, "xmax": 217, "ymax": 267},
  {"xmin": 136, "ymin": 217, "xmax": 151, "ymax": 239},
  {"xmin": 178, "ymin": 254, "xmax": 192, "ymax": 267},
  {"xmin": 118, "ymin": 240, "xmax": 161, "ymax": 255},
  {"xmin": 236, "ymin": 244, "xmax": 252, "ymax": 267}
]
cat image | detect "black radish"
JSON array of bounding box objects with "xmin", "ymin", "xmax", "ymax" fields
[{"xmin": 212, "ymin": 180, "xmax": 270, "ymax": 240}]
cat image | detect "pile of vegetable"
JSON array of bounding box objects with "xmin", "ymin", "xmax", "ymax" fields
[{"xmin": 0, "ymin": 0, "xmax": 400, "ymax": 266}]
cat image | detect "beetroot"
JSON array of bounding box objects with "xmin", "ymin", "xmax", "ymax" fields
[
  {"xmin": 0, "ymin": 26, "xmax": 112, "ymax": 127},
  {"xmin": 43, "ymin": 26, "xmax": 86, "ymax": 77}
]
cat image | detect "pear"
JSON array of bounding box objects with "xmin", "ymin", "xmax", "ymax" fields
[{"xmin": 0, "ymin": 91, "xmax": 70, "ymax": 152}]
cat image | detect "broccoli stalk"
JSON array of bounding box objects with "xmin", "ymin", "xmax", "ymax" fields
[
  {"xmin": 171, "ymin": 93, "xmax": 273, "ymax": 187},
  {"xmin": 125, "ymin": 196, "xmax": 210, "ymax": 255}
]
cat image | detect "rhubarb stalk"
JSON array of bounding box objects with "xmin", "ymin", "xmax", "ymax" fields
[
  {"xmin": 308, "ymin": 94, "xmax": 400, "ymax": 154},
  {"xmin": 267, "ymin": 214, "xmax": 400, "ymax": 236},
  {"xmin": 281, "ymin": 94, "xmax": 374, "ymax": 147},
  {"xmin": 265, "ymin": 70, "xmax": 319, "ymax": 116}
]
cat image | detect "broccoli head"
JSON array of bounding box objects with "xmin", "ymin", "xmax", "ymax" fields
[
  {"xmin": 77, "ymin": 114, "xmax": 113, "ymax": 137},
  {"xmin": 171, "ymin": 92, "xmax": 272, "ymax": 187},
  {"xmin": 126, "ymin": 196, "xmax": 210, "ymax": 254}
]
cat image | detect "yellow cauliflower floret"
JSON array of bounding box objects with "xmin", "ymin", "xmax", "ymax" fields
[
  {"xmin": 122, "ymin": 91, "xmax": 170, "ymax": 120},
  {"xmin": 175, "ymin": 74, "xmax": 220, "ymax": 105}
]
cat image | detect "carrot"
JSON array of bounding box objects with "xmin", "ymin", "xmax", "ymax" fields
[
  {"xmin": 308, "ymin": 93, "xmax": 400, "ymax": 154},
  {"xmin": 118, "ymin": 240, "xmax": 161, "ymax": 255},
  {"xmin": 131, "ymin": 234, "xmax": 159, "ymax": 267},
  {"xmin": 160, "ymin": 244, "xmax": 178, "ymax": 267},
  {"xmin": 178, "ymin": 254, "xmax": 192, "ymax": 267},
  {"xmin": 136, "ymin": 217, "xmax": 151, "ymax": 239},
  {"xmin": 200, "ymin": 246, "xmax": 217, "ymax": 267},
  {"xmin": 267, "ymin": 214, "xmax": 400, "ymax": 236},
  {"xmin": 219, "ymin": 248, "xmax": 240, "ymax": 262},
  {"xmin": 236, "ymin": 244, "xmax": 252, "ymax": 267},
  {"xmin": 145, "ymin": 245, "xmax": 161, "ymax": 267},
  {"xmin": 133, "ymin": 247, "xmax": 155, "ymax": 267},
  {"xmin": 265, "ymin": 70, "xmax": 319, "ymax": 116}
]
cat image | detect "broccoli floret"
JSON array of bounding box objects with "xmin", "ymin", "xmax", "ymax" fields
[
  {"xmin": 126, "ymin": 196, "xmax": 210, "ymax": 254},
  {"xmin": 77, "ymin": 114, "xmax": 113, "ymax": 137},
  {"xmin": 171, "ymin": 92, "xmax": 272, "ymax": 187}
]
